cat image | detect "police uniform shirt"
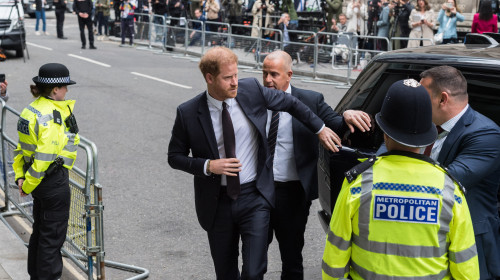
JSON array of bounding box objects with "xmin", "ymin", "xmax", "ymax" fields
[
  {"xmin": 430, "ymin": 104, "xmax": 469, "ymax": 161},
  {"xmin": 205, "ymin": 92, "xmax": 258, "ymax": 185}
]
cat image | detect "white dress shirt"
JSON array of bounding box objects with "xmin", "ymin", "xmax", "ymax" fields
[
  {"xmin": 205, "ymin": 92, "xmax": 258, "ymax": 185},
  {"xmin": 429, "ymin": 104, "xmax": 469, "ymax": 161},
  {"xmin": 266, "ymin": 84, "xmax": 300, "ymax": 182}
]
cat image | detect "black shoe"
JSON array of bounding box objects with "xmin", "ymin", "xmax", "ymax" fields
[
  {"xmin": 89, "ymin": 45, "xmax": 97, "ymax": 49},
  {"xmin": 58, "ymin": 36, "xmax": 68, "ymax": 39},
  {"xmin": 81, "ymin": 45, "xmax": 86, "ymax": 49}
]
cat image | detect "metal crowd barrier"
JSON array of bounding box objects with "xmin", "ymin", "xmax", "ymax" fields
[
  {"xmin": 0, "ymin": 100, "xmax": 149, "ymax": 280},
  {"xmin": 115, "ymin": 17, "xmax": 412, "ymax": 84}
]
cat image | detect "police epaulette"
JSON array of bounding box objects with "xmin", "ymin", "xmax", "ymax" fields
[
  {"xmin": 345, "ymin": 156, "xmax": 377, "ymax": 183},
  {"xmin": 439, "ymin": 164, "xmax": 467, "ymax": 195}
]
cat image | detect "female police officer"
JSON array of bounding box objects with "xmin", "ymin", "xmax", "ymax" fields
[{"xmin": 13, "ymin": 63, "xmax": 80, "ymax": 280}]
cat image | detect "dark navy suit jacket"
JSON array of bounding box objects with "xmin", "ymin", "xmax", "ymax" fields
[
  {"xmin": 168, "ymin": 78, "xmax": 324, "ymax": 231},
  {"xmin": 438, "ymin": 106, "xmax": 500, "ymax": 279},
  {"xmin": 290, "ymin": 86, "xmax": 346, "ymax": 201}
]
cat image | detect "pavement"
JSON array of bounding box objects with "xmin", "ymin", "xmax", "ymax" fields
[{"xmin": 0, "ymin": 216, "xmax": 29, "ymax": 280}]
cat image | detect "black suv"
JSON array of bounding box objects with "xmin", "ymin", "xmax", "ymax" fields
[{"xmin": 317, "ymin": 42, "xmax": 500, "ymax": 232}]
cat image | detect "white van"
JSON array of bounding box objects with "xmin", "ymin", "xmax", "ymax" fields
[{"xmin": 0, "ymin": 0, "xmax": 26, "ymax": 57}]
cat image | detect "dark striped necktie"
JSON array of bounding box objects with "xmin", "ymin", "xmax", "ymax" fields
[
  {"xmin": 222, "ymin": 102, "xmax": 240, "ymax": 200},
  {"xmin": 268, "ymin": 111, "xmax": 280, "ymax": 163}
]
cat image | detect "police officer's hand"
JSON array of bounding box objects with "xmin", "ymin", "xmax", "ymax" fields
[
  {"xmin": 343, "ymin": 109, "xmax": 371, "ymax": 133},
  {"xmin": 17, "ymin": 179, "xmax": 27, "ymax": 197},
  {"xmin": 209, "ymin": 158, "xmax": 242, "ymax": 176},
  {"xmin": 318, "ymin": 127, "xmax": 341, "ymax": 153}
]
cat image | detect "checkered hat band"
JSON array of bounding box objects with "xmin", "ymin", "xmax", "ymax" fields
[{"xmin": 38, "ymin": 76, "xmax": 71, "ymax": 84}]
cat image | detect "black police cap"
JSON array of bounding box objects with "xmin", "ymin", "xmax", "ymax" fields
[
  {"xmin": 375, "ymin": 79, "xmax": 437, "ymax": 148},
  {"xmin": 32, "ymin": 63, "xmax": 76, "ymax": 86}
]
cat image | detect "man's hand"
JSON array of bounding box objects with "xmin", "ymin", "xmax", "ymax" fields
[
  {"xmin": 343, "ymin": 109, "xmax": 371, "ymax": 133},
  {"xmin": 17, "ymin": 179, "xmax": 27, "ymax": 197},
  {"xmin": 318, "ymin": 127, "xmax": 341, "ymax": 153},
  {"xmin": 209, "ymin": 158, "xmax": 242, "ymax": 176}
]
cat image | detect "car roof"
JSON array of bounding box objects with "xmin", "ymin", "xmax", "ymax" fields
[{"xmin": 373, "ymin": 44, "xmax": 500, "ymax": 69}]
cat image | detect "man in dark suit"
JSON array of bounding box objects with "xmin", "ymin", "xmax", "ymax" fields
[
  {"xmin": 420, "ymin": 65, "xmax": 500, "ymax": 280},
  {"xmin": 261, "ymin": 50, "xmax": 371, "ymax": 279},
  {"xmin": 167, "ymin": 47, "xmax": 342, "ymax": 280}
]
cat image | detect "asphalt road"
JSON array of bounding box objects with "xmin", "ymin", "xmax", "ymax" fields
[{"xmin": 3, "ymin": 13, "xmax": 350, "ymax": 279}]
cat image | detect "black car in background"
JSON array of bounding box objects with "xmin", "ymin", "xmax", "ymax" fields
[{"xmin": 317, "ymin": 42, "xmax": 500, "ymax": 232}]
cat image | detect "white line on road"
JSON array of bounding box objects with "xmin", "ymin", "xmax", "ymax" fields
[
  {"xmin": 131, "ymin": 72, "xmax": 192, "ymax": 89},
  {"xmin": 26, "ymin": 42, "xmax": 53, "ymax": 51},
  {"xmin": 67, "ymin": 54, "xmax": 111, "ymax": 68}
]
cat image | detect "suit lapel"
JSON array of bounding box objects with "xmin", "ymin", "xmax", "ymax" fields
[
  {"xmin": 198, "ymin": 92, "xmax": 219, "ymax": 159},
  {"xmin": 438, "ymin": 107, "xmax": 474, "ymax": 164}
]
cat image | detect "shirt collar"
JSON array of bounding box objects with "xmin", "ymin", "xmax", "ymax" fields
[
  {"xmin": 206, "ymin": 91, "xmax": 235, "ymax": 110},
  {"xmin": 285, "ymin": 83, "xmax": 292, "ymax": 94},
  {"xmin": 440, "ymin": 104, "xmax": 469, "ymax": 133}
]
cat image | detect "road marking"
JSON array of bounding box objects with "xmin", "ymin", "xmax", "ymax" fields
[
  {"xmin": 26, "ymin": 42, "xmax": 53, "ymax": 51},
  {"xmin": 131, "ymin": 72, "xmax": 192, "ymax": 89},
  {"xmin": 68, "ymin": 54, "xmax": 111, "ymax": 67}
]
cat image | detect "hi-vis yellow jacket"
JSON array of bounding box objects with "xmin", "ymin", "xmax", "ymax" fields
[
  {"xmin": 13, "ymin": 97, "xmax": 79, "ymax": 194},
  {"xmin": 322, "ymin": 154, "xmax": 479, "ymax": 280}
]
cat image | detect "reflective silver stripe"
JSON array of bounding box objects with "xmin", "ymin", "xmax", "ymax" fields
[
  {"xmin": 19, "ymin": 142, "xmax": 37, "ymax": 152},
  {"xmin": 34, "ymin": 152, "xmax": 57, "ymax": 162},
  {"xmin": 38, "ymin": 113, "xmax": 53, "ymax": 124},
  {"xmin": 438, "ymin": 175, "xmax": 455, "ymax": 250},
  {"xmin": 34, "ymin": 119, "xmax": 39, "ymax": 138},
  {"xmin": 449, "ymin": 243, "xmax": 477, "ymax": 264},
  {"xmin": 327, "ymin": 229, "xmax": 351, "ymax": 251},
  {"xmin": 353, "ymin": 234, "xmax": 448, "ymax": 258},
  {"xmin": 23, "ymin": 155, "xmax": 32, "ymax": 162},
  {"xmin": 61, "ymin": 156, "xmax": 75, "ymax": 166},
  {"xmin": 27, "ymin": 105, "xmax": 41, "ymax": 117},
  {"xmin": 27, "ymin": 166, "xmax": 45, "ymax": 179},
  {"xmin": 352, "ymin": 260, "xmax": 450, "ymax": 280},
  {"xmin": 358, "ymin": 167, "xmax": 373, "ymax": 235},
  {"xmin": 13, "ymin": 150, "xmax": 23, "ymax": 157},
  {"xmin": 63, "ymin": 144, "xmax": 78, "ymax": 153},
  {"xmin": 322, "ymin": 260, "xmax": 349, "ymax": 278}
]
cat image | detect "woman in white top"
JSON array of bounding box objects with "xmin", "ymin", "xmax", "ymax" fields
[
  {"xmin": 408, "ymin": 0, "xmax": 435, "ymax": 48},
  {"xmin": 346, "ymin": 0, "xmax": 367, "ymax": 35}
]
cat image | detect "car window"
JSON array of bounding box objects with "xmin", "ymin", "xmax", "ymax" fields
[{"xmin": 462, "ymin": 73, "xmax": 500, "ymax": 126}]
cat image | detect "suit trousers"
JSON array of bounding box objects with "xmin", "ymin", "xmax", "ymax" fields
[
  {"xmin": 28, "ymin": 168, "xmax": 70, "ymax": 280},
  {"xmin": 55, "ymin": 8, "xmax": 65, "ymax": 38},
  {"xmin": 207, "ymin": 181, "xmax": 271, "ymax": 280},
  {"xmin": 269, "ymin": 181, "xmax": 311, "ymax": 280}
]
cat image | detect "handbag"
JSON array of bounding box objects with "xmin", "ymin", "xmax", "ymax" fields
[{"xmin": 434, "ymin": 18, "xmax": 451, "ymax": 44}]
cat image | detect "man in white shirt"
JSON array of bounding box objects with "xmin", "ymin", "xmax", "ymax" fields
[{"xmin": 262, "ymin": 50, "xmax": 371, "ymax": 279}]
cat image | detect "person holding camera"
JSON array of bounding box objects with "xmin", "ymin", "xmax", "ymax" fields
[
  {"xmin": 13, "ymin": 63, "xmax": 80, "ymax": 280},
  {"xmin": 436, "ymin": 0, "xmax": 463, "ymax": 44},
  {"xmin": 251, "ymin": 0, "xmax": 275, "ymax": 37},
  {"xmin": 203, "ymin": 0, "xmax": 220, "ymax": 32},
  {"xmin": 391, "ymin": 0, "xmax": 413, "ymax": 49},
  {"xmin": 407, "ymin": 0, "xmax": 434, "ymax": 48},
  {"xmin": 325, "ymin": 0, "xmax": 343, "ymax": 32},
  {"xmin": 346, "ymin": 0, "xmax": 367, "ymax": 35}
]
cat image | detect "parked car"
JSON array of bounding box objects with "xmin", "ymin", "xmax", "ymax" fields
[
  {"xmin": 0, "ymin": 0, "xmax": 26, "ymax": 57},
  {"xmin": 22, "ymin": 0, "xmax": 53, "ymax": 18},
  {"xmin": 317, "ymin": 41, "xmax": 500, "ymax": 233}
]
